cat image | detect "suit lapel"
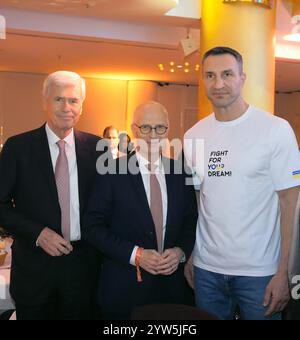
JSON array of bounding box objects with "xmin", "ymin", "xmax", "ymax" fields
[
  {"xmin": 74, "ymin": 131, "xmax": 91, "ymax": 216},
  {"xmin": 34, "ymin": 125, "xmax": 59, "ymax": 202},
  {"xmin": 128, "ymin": 153, "xmax": 156, "ymax": 235},
  {"xmin": 162, "ymin": 157, "xmax": 174, "ymax": 248}
]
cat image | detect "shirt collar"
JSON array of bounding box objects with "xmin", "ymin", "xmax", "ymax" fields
[
  {"xmin": 45, "ymin": 123, "xmax": 75, "ymax": 148},
  {"xmin": 111, "ymin": 148, "xmax": 119, "ymax": 159},
  {"xmin": 136, "ymin": 152, "xmax": 162, "ymax": 171}
]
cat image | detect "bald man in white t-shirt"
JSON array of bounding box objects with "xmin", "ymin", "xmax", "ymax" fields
[{"xmin": 184, "ymin": 46, "xmax": 300, "ymax": 320}]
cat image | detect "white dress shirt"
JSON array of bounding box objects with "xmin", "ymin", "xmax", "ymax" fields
[
  {"xmin": 45, "ymin": 124, "xmax": 81, "ymax": 241},
  {"xmin": 130, "ymin": 153, "xmax": 168, "ymax": 265},
  {"xmin": 111, "ymin": 148, "xmax": 119, "ymax": 160}
]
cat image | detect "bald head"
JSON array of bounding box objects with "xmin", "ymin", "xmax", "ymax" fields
[
  {"xmin": 132, "ymin": 101, "xmax": 169, "ymax": 127},
  {"xmin": 131, "ymin": 101, "xmax": 169, "ymax": 161}
]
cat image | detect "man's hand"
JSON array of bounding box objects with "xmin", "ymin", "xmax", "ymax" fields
[
  {"xmin": 156, "ymin": 247, "xmax": 183, "ymax": 276},
  {"xmin": 37, "ymin": 227, "xmax": 73, "ymax": 257},
  {"xmin": 139, "ymin": 249, "xmax": 163, "ymax": 275},
  {"xmin": 184, "ymin": 256, "xmax": 194, "ymax": 289},
  {"xmin": 263, "ymin": 271, "xmax": 290, "ymax": 317}
]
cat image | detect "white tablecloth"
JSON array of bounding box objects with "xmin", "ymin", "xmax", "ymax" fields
[{"xmin": 0, "ymin": 239, "xmax": 14, "ymax": 311}]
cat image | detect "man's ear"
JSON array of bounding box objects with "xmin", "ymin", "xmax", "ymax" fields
[
  {"xmin": 241, "ymin": 72, "xmax": 247, "ymax": 84},
  {"xmin": 131, "ymin": 124, "xmax": 137, "ymax": 138},
  {"xmin": 42, "ymin": 98, "xmax": 47, "ymax": 111}
]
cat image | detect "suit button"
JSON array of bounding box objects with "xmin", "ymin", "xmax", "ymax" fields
[{"xmin": 149, "ymin": 232, "xmax": 153, "ymax": 235}]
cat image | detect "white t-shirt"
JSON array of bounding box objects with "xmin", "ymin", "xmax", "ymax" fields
[{"xmin": 184, "ymin": 106, "xmax": 300, "ymax": 276}]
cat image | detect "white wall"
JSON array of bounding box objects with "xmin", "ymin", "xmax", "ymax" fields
[
  {"xmin": 0, "ymin": 72, "xmax": 45, "ymax": 142},
  {"xmin": 157, "ymin": 84, "xmax": 198, "ymax": 141},
  {"xmin": 275, "ymin": 93, "xmax": 300, "ymax": 146}
]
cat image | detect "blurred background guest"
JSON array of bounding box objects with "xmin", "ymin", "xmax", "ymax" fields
[
  {"xmin": 103, "ymin": 126, "xmax": 125, "ymax": 159},
  {"xmin": 119, "ymin": 132, "xmax": 134, "ymax": 155}
]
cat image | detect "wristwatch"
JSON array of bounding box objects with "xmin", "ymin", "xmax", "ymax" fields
[{"xmin": 180, "ymin": 252, "xmax": 186, "ymax": 263}]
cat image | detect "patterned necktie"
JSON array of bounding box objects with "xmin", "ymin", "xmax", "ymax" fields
[
  {"xmin": 55, "ymin": 140, "xmax": 70, "ymax": 241},
  {"xmin": 148, "ymin": 163, "xmax": 164, "ymax": 254}
]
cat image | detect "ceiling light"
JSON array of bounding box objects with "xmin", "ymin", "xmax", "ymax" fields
[
  {"xmin": 158, "ymin": 61, "xmax": 200, "ymax": 74},
  {"xmin": 223, "ymin": 0, "xmax": 273, "ymax": 8},
  {"xmin": 284, "ymin": 15, "xmax": 300, "ymax": 42}
]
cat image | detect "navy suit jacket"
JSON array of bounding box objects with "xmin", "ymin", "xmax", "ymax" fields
[
  {"xmin": 83, "ymin": 153, "xmax": 198, "ymax": 319},
  {"xmin": 0, "ymin": 125, "xmax": 101, "ymax": 305}
]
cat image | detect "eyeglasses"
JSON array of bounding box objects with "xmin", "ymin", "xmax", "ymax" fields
[{"xmin": 134, "ymin": 124, "xmax": 168, "ymax": 135}]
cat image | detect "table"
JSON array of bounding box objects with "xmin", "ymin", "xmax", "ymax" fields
[{"xmin": 0, "ymin": 238, "xmax": 14, "ymax": 311}]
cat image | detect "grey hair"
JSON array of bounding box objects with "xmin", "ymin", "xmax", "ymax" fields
[{"xmin": 42, "ymin": 71, "xmax": 86, "ymax": 101}]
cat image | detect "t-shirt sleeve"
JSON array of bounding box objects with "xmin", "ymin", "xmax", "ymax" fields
[
  {"xmin": 184, "ymin": 131, "xmax": 204, "ymax": 188},
  {"xmin": 269, "ymin": 119, "xmax": 300, "ymax": 191}
]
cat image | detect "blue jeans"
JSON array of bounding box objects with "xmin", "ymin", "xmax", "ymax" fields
[{"xmin": 194, "ymin": 267, "xmax": 282, "ymax": 320}]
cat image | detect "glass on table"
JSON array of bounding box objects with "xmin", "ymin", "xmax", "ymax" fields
[
  {"xmin": 0, "ymin": 237, "xmax": 7, "ymax": 266},
  {"xmin": 0, "ymin": 237, "xmax": 6, "ymax": 251}
]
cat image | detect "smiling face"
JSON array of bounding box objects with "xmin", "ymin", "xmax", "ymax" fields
[
  {"xmin": 43, "ymin": 81, "xmax": 83, "ymax": 139},
  {"xmin": 202, "ymin": 53, "xmax": 246, "ymax": 110}
]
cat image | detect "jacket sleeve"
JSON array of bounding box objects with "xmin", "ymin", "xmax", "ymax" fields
[
  {"xmin": 0, "ymin": 138, "xmax": 45, "ymax": 244},
  {"xmin": 82, "ymin": 172, "xmax": 136, "ymax": 264},
  {"xmin": 175, "ymin": 171, "xmax": 198, "ymax": 260}
]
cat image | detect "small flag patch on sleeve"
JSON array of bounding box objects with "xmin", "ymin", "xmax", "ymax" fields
[{"xmin": 292, "ymin": 170, "xmax": 300, "ymax": 179}]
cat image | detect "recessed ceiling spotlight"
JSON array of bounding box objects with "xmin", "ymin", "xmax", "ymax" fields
[{"xmin": 158, "ymin": 61, "xmax": 199, "ymax": 74}]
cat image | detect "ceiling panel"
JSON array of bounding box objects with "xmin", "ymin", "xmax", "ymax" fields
[
  {"xmin": 0, "ymin": 31, "xmax": 201, "ymax": 84},
  {"xmin": 0, "ymin": 0, "xmax": 179, "ymax": 20}
]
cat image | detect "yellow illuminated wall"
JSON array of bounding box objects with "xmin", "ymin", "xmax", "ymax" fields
[
  {"xmin": 77, "ymin": 78, "xmax": 128, "ymax": 136},
  {"xmin": 0, "ymin": 72, "xmax": 45, "ymax": 141},
  {"xmin": 0, "ymin": 72, "xmax": 198, "ymax": 145},
  {"xmin": 0, "ymin": 72, "xmax": 298, "ymax": 147}
]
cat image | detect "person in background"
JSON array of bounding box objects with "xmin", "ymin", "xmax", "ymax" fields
[
  {"xmin": 0, "ymin": 71, "xmax": 101, "ymax": 320},
  {"xmin": 119, "ymin": 132, "xmax": 134, "ymax": 155},
  {"xmin": 103, "ymin": 126, "xmax": 126, "ymax": 159},
  {"xmin": 83, "ymin": 101, "xmax": 198, "ymax": 320},
  {"xmin": 184, "ymin": 46, "xmax": 300, "ymax": 320}
]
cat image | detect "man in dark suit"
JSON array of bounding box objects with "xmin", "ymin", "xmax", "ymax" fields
[
  {"xmin": 83, "ymin": 101, "xmax": 198, "ymax": 320},
  {"xmin": 0, "ymin": 71, "xmax": 100, "ymax": 320}
]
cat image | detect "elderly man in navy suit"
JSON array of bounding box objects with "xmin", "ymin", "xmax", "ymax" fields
[
  {"xmin": 0, "ymin": 71, "xmax": 100, "ymax": 320},
  {"xmin": 83, "ymin": 101, "xmax": 198, "ymax": 320}
]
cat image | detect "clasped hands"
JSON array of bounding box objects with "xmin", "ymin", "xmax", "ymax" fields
[
  {"xmin": 139, "ymin": 247, "xmax": 184, "ymax": 276},
  {"xmin": 37, "ymin": 227, "xmax": 73, "ymax": 257}
]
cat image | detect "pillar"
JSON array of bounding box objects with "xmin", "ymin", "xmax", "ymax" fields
[{"xmin": 199, "ymin": 0, "xmax": 277, "ymax": 118}]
